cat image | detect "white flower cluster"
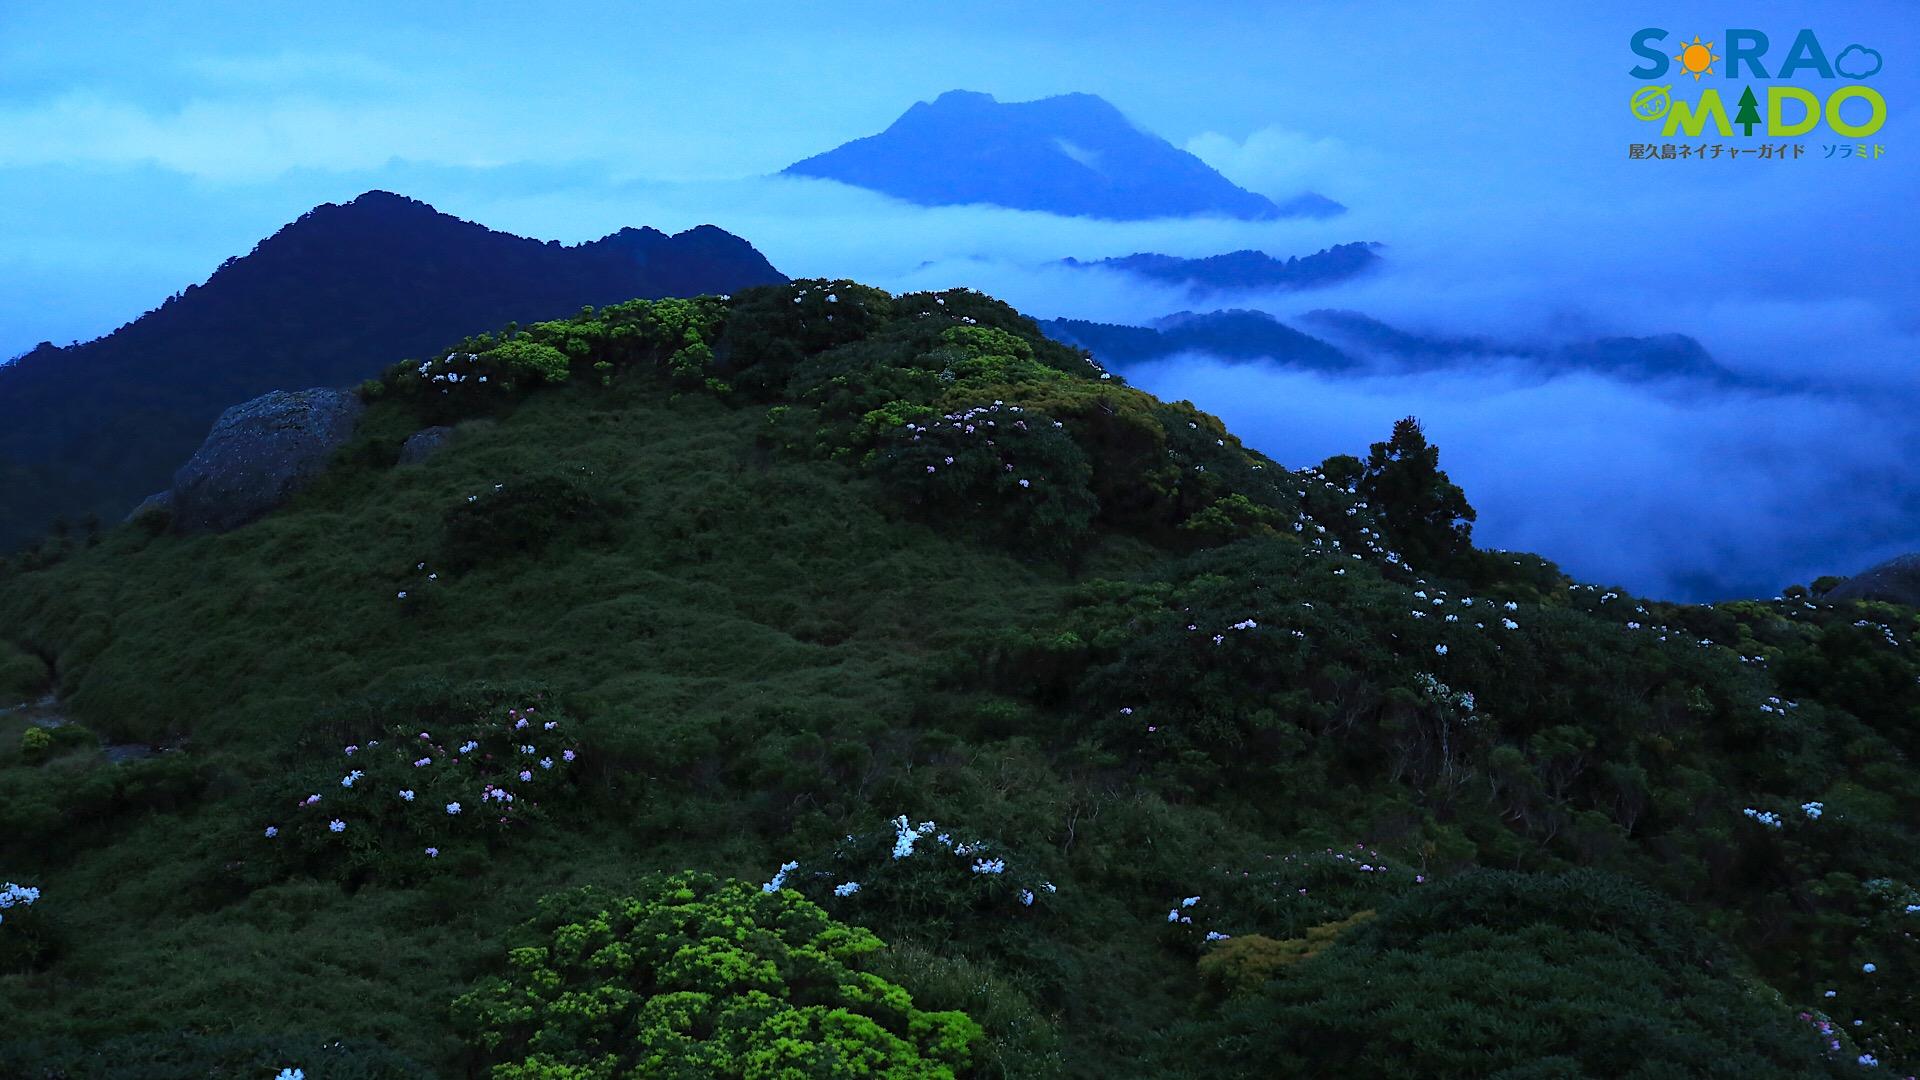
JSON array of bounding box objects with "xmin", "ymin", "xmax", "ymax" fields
[
  {"xmin": 892, "ymin": 815, "xmax": 928, "ymax": 859},
  {"xmin": 1802, "ymin": 801, "xmax": 1824, "ymax": 819},
  {"xmin": 762, "ymin": 860, "xmax": 800, "ymax": 894},
  {"xmin": 1743, "ymin": 807, "xmax": 1784, "ymax": 828},
  {"xmin": 417, "ymin": 352, "xmax": 488, "ymax": 392},
  {"xmin": 833, "ymin": 881, "xmax": 861, "ymax": 897},
  {"xmin": 0, "ymin": 881, "xmax": 41, "ymax": 926}
]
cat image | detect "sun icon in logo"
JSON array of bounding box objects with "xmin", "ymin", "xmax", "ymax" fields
[{"xmin": 1672, "ymin": 35, "xmax": 1721, "ymax": 79}]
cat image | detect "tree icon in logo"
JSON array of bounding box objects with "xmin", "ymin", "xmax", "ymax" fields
[{"xmin": 1734, "ymin": 87, "xmax": 1761, "ymax": 135}]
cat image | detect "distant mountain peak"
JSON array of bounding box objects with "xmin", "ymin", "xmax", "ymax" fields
[{"xmin": 785, "ymin": 90, "xmax": 1342, "ymax": 221}]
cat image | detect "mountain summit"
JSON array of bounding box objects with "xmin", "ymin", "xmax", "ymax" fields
[
  {"xmin": 0, "ymin": 191, "xmax": 785, "ymax": 550},
  {"xmin": 783, "ymin": 90, "xmax": 1341, "ymax": 220}
]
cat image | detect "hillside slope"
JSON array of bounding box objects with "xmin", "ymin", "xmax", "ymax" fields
[
  {"xmin": 0, "ymin": 282, "xmax": 1913, "ymax": 1078},
  {"xmin": 0, "ymin": 191, "xmax": 787, "ymax": 551}
]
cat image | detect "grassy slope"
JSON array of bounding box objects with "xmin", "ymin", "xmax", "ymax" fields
[
  {"xmin": 0, "ymin": 377, "xmax": 1169, "ymax": 1071},
  {"xmin": 0, "ymin": 284, "xmax": 1914, "ymax": 1077}
]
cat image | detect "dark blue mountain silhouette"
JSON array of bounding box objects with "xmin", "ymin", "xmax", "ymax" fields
[
  {"xmin": 1060, "ymin": 243, "xmax": 1381, "ymax": 294},
  {"xmin": 1041, "ymin": 310, "xmax": 1357, "ymax": 371},
  {"xmin": 1300, "ymin": 310, "xmax": 1737, "ymax": 382},
  {"xmin": 0, "ymin": 191, "xmax": 786, "ymax": 550},
  {"xmin": 784, "ymin": 90, "xmax": 1342, "ymax": 221}
]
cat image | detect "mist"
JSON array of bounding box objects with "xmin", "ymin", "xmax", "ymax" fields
[{"xmin": 3, "ymin": 0, "xmax": 1913, "ymax": 601}]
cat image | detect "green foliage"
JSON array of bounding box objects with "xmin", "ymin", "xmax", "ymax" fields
[
  {"xmin": 486, "ymin": 339, "xmax": 573, "ymax": 385},
  {"xmin": 0, "ymin": 280, "xmax": 1916, "ymax": 1077},
  {"xmin": 20, "ymin": 725, "xmax": 51, "ymax": 761},
  {"xmin": 870, "ymin": 402, "xmax": 1099, "ymax": 562},
  {"xmin": 0, "ymin": 1031, "xmax": 430, "ymax": 1079},
  {"xmin": 777, "ymin": 814, "xmax": 1058, "ymax": 935},
  {"xmin": 1360, "ymin": 416, "xmax": 1476, "ymax": 573},
  {"xmin": 260, "ymin": 697, "xmax": 583, "ymax": 886},
  {"xmin": 0, "ymin": 883, "xmax": 55, "ymax": 973},
  {"xmin": 438, "ymin": 471, "xmax": 613, "ymax": 571},
  {"xmin": 1166, "ymin": 871, "xmax": 1843, "ymax": 1079},
  {"xmin": 0, "ymin": 641, "xmax": 46, "ymax": 698},
  {"xmin": 0, "ymin": 753, "xmax": 207, "ymax": 864},
  {"xmin": 452, "ymin": 872, "xmax": 984, "ymax": 1078},
  {"xmin": 1195, "ymin": 910, "xmax": 1375, "ymax": 997}
]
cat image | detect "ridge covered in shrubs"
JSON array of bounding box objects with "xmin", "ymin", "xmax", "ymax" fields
[{"xmin": 1, "ymin": 281, "xmax": 1916, "ymax": 1077}]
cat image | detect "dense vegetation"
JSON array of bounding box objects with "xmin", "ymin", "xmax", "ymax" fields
[{"xmin": 2, "ymin": 280, "xmax": 1916, "ymax": 1078}]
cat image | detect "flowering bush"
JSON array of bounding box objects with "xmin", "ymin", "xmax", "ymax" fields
[
  {"xmin": 261, "ymin": 701, "xmax": 581, "ymax": 883},
  {"xmin": 763, "ymin": 815, "xmax": 1058, "ymax": 933},
  {"xmin": 0, "ymin": 880, "xmax": 54, "ymax": 971},
  {"xmin": 452, "ymin": 871, "xmax": 984, "ymax": 1078},
  {"xmin": 871, "ymin": 402, "xmax": 1098, "ymax": 561}
]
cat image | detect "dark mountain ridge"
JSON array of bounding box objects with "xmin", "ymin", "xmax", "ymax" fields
[
  {"xmin": 1059, "ymin": 243, "xmax": 1382, "ymax": 294},
  {"xmin": 1042, "ymin": 307, "xmax": 1739, "ymax": 385},
  {"xmin": 0, "ymin": 191, "xmax": 786, "ymax": 549},
  {"xmin": 1302, "ymin": 309, "xmax": 1739, "ymax": 383}
]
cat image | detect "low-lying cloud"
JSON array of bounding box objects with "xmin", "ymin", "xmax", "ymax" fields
[{"xmin": 5, "ymin": 150, "xmax": 1913, "ymax": 602}]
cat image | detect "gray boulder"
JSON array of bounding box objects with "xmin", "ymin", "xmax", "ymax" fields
[
  {"xmin": 124, "ymin": 489, "xmax": 173, "ymax": 524},
  {"xmin": 1826, "ymin": 553, "xmax": 1920, "ymax": 607},
  {"xmin": 170, "ymin": 388, "xmax": 365, "ymax": 533},
  {"xmin": 397, "ymin": 425, "xmax": 456, "ymax": 466}
]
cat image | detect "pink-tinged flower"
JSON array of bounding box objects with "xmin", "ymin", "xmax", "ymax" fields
[
  {"xmin": 418, "ymin": 732, "xmax": 431, "ymax": 740},
  {"xmin": 344, "ymin": 745, "xmax": 359, "ymax": 756},
  {"xmin": 518, "ymin": 770, "xmax": 533, "ymax": 782},
  {"xmin": 562, "ymin": 750, "xmax": 576, "ymax": 762},
  {"xmin": 425, "ymin": 847, "xmax": 439, "ymax": 858},
  {"xmin": 413, "ymin": 757, "xmax": 432, "ymax": 767},
  {"xmin": 514, "ymin": 718, "xmax": 528, "ymax": 730}
]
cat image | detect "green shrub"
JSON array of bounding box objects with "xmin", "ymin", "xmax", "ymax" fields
[
  {"xmin": 870, "ymin": 402, "xmax": 1098, "ymax": 562},
  {"xmin": 453, "ymin": 871, "xmax": 985, "ymax": 1078},
  {"xmin": 0, "ymin": 641, "xmax": 46, "ymax": 698},
  {"xmin": 20, "ymin": 725, "xmax": 51, "ymax": 761},
  {"xmin": 437, "ymin": 471, "xmax": 613, "ymax": 571},
  {"xmin": 1163, "ymin": 870, "xmax": 1841, "ymax": 1079},
  {"xmin": 1195, "ymin": 911, "xmax": 1375, "ymax": 998},
  {"xmin": 0, "ymin": 1031, "xmax": 430, "ymax": 1079},
  {"xmin": 484, "ymin": 339, "xmax": 572, "ymax": 385}
]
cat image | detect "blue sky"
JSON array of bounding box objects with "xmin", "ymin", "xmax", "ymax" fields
[{"xmin": 1, "ymin": 0, "xmax": 1914, "ymax": 598}]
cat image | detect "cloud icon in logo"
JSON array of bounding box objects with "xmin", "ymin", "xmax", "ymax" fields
[{"xmin": 1836, "ymin": 44, "xmax": 1883, "ymax": 79}]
